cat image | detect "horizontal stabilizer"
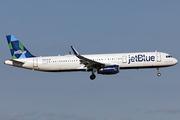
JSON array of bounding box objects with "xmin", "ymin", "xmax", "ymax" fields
[
  {"xmin": 4, "ymin": 59, "xmax": 24, "ymax": 67},
  {"xmin": 8, "ymin": 59, "xmax": 25, "ymax": 64}
]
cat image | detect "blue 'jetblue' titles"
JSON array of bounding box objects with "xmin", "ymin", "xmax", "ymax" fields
[{"xmin": 128, "ymin": 54, "xmax": 155, "ymax": 64}]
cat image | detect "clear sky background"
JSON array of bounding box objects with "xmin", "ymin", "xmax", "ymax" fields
[{"xmin": 0, "ymin": 0, "xmax": 180, "ymax": 120}]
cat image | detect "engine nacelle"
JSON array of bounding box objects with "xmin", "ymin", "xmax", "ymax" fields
[{"xmin": 98, "ymin": 65, "xmax": 119, "ymax": 75}]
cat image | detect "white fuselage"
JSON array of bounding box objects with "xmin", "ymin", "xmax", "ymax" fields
[{"xmin": 4, "ymin": 52, "xmax": 178, "ymax": 73}]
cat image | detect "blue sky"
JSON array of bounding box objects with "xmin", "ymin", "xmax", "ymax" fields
[{"xmin": 0, "ymin": 0, "xmax": 180, "ymax": 120}]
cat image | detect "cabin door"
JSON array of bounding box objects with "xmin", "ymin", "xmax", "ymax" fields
[
  {"xmin": 122, "ymin": 56, "xmax": 127, "ymax": 63},
  {"xmin": 156, "ymin": 53, "xmax": 161, "ymax": 62},
  {"xmin": 33, "ymin": 58, "xmax": 38, "ymax": 67}
]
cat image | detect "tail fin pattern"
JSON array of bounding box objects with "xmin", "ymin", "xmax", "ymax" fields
[{"xmin": 6, "ymin": 35, "xmax": 35, "ymax": 59}]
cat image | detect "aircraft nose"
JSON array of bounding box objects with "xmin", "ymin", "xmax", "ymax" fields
[{"xmin": 174, "ymin": 58, "xmax": 178, "ymax": 65}]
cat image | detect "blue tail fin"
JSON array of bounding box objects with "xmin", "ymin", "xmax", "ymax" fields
[{"xmin": 6, "ymin": 35, "xmax": 36, "ymax": 59}]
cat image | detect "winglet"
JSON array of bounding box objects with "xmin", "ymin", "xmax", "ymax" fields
[{"xmin": 71, "ymin": 46, "xmax": 79, "ymax": 55}]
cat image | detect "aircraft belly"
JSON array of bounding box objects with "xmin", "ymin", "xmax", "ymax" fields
[
  {"xmin": 59, "ymin": 65, "xmax": 67, "ymax": 70},
  {"xmin": 23, "ymin": 62, "xmax": 34, "ymax": 69},
  {"xmin": 122, "ymin": 61, "xmax": 158, "ymax": 68}
]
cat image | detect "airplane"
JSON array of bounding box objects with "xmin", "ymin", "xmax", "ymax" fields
[{"xmin": 4, "ymin": 35, "xmax": 178, "ymax": 80}]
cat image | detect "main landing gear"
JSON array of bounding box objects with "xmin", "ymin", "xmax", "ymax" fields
[
  {"xmin": 157, "ymin": 68, "xmax": 161, "ymax": 77},
  {"xmin": 90, "ymin": 74, "xmax": 96, "ymax": 80},
  {"xmin": 90, "ymin": 68, "xmax": 97, "ymax": 80}
]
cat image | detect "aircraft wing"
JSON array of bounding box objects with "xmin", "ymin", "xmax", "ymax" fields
[{"xmin": 71, "ymin": 46, "xmax": 105, "ymax": 69}]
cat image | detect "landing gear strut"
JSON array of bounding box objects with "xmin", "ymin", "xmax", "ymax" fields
[
  {"xmin": 90, "ymin": 68, "xmax": 97, "ymax": 80},
  {"xmin": 157, "ymin": 68, "xmax": 161, "ymax": 77}
]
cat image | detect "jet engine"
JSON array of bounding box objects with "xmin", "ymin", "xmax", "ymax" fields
[{"xmin": 98, "ymin": 65, "xmax": 119, "ymax": 75}]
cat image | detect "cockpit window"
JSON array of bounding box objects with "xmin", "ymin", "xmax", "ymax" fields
[{"xmin": 166, "ymin": 55, "xmax": 172, "ymax": 58}]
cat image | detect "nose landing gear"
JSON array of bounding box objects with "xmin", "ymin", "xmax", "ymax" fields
[{"xmin": 157, "ymin": 68, "xmax": 161, "ymax": 77}]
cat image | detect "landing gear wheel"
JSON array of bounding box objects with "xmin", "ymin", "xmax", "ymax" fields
[
  {"xmin": 157, "ymin": 73, "xmax": 161, "ymax": 77},
  {"xmin": 90, "ymin": 74, "xmax": 96, "ymax": 80},
  {"xmin": 156, "ymin": 68, "xmax": 161, "ymax": 77}
]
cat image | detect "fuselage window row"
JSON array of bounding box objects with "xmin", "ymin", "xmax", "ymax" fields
[{"xmin": 47, "ymin": 58, "xmax": 122, "ymax": 63}]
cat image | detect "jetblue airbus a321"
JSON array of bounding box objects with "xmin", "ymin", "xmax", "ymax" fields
[{"xmin": 4, "ymin": 35, "xmax": 178, "ymax": 80}]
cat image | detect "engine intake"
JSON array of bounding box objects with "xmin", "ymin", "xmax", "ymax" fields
[{"xmin": 98, "ymin": 65, "xmax": 119, "ymax": 75}]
